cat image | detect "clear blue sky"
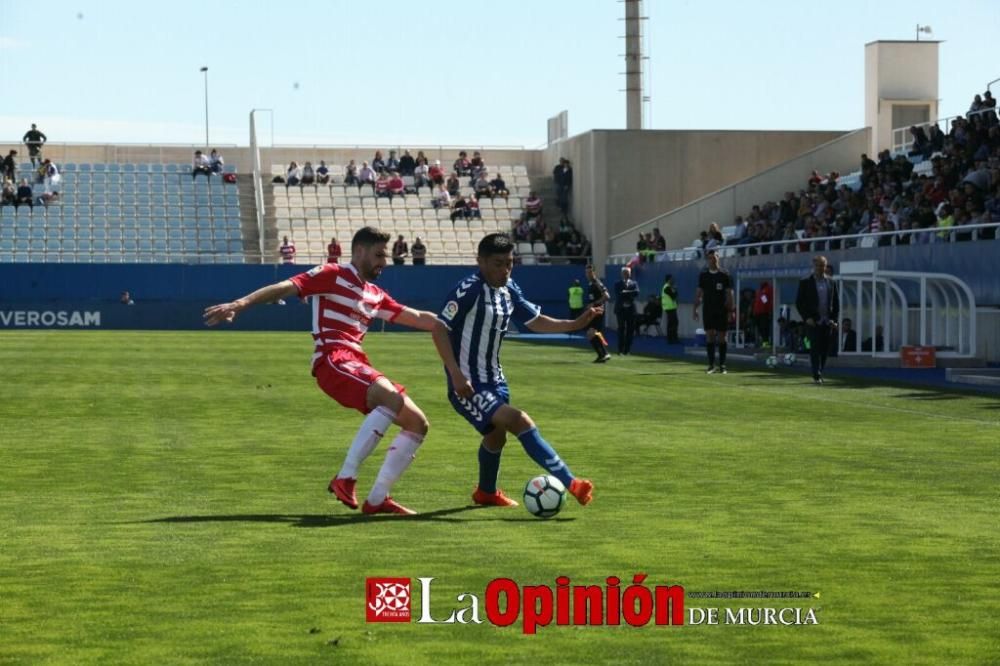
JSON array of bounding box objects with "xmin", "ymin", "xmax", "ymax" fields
[{"xmin": 0, "ymin": 0, "xmax": 997, "ymax": 147}]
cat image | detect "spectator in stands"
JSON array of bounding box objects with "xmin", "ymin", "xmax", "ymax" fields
[
  {"xmin": 467, "ymin": 195, "xmax": 480, "ymax": 219},
  {"xmin": 490, "ymin": 173, "xmax": 509, "ymax": 198},
  {"xmin": 565, "ymin": 231, "xmax": 582, "ymax": 259},
  {"xmin": 411, "ymin": 237, "xmax": 427, "ymax": 265},
  {"xmin": 36, "ymin": 191, "xmax": 59, "ymax": 207},
  {"xmin": 470, "ymin": 151, "xmax": 485, "ymax": 180},
  {"xmin": 935, "ymin": 202, "xmax": 954, "ymax": 240},
  {"xmin": 2, "ymin": 150, "xmax": 16, "ymax": 182},
  {"xmin": 473, "ymin": 172, "xmax": 493, "ymax": 199},
  {"xmin": 451, "ymin": 195, "xmax": 470, "ymax": 222},
  {"xmin": 41, "ymin": 159, "xmax": 60, "ymax": 193},
  {"xmin": 388, "ymin": 171, "xmax": 406, "ymax": 199},
  {"xmin": 446, "ymin": 172, "xmax": 461, "ymax": 197},
  {"xmin": 413, "ymin": 158, "xmax": 430, "ymax": 191},
  {"xmin": 399, "ymin": 150, "xmax": 416, "ymax": 176},
  {"xmin": 372, "ymin": 150, "xmax": 386, "ymax": 173},
  {"xmin": 326, "ymin": 237, "xmax": 342, "ymax": 264},
  {"xmin": 193, "ymin": 150, "xmax": 213, "ymax": 179},
  {"xmin": 22, "ymin": 124, "xmax": 47, "ymax": 167},
  {"xmin": 358, "ymin": 161, "xmax": 377, "ymax": 189},
  {"xmin": 1, "ymin": 179, "xmax": 15, "ymax": 206},
  {"xmin": 523, "ymin": 191, "xmax": 543, "ymax": 222},
  {"xmin": 429, "ymin": 160, "xmax": 445, "ymax": 187},
  {"xmin": 374, "ymin": 172, "xmax": 391, "ymax": 198},
  {"xmin": 15, "ymin": 178, "xmax": 33, "ymax": 209},
  {"xmin": 968, "ymin": 94, "xmax": 984, "ymax": 118},
  {"xmin": 416, "ymin": 150, "xmax": 429, "ymax": 164},
  {"xmin": 841, "ymin": 318, "xmax": 857, "ymax": 352},
  {"xmin": 651, "ymin": 228, "xmax": 666, "ymax": 251},
  {"xmin": 553, "ymin": 157, "xmax": 573, "ymax": 222},
  {"xmin": 301, "ymin": 161, "xmax": 316, "ymax": 185},
  {"xmin": 909, "ymin": 126, "xmax": 931, "ymax": 160},
  {"xmin": 279, "ymin": 235, "xmax": 296, "ymax": 264},
  {"xmin": 432, "ymin": 183, "xmax": 451, "ymax": 209},
  {"xmin": 929, "ymin": 124, "xmax": 946, "ymax": 153},
  {"xmin": 120, "ymin": 291, "xmax": 135, "ymax": 305},
  {"xmin": 386, "ymin": 150, "xmax": 400, "ymax": 173},
  {"xmin": 453, "ymin": 151, "xmax": 471, "ymax": 176},
  {"xmin": 344, "ymin": 159, "xmax": 359, "ymax": 186},
  {"xmin": 209, "ymin": 149, "xmax": 225, "ymax": 174},
  {"xmin": 285, "ymin": 161, "xmax": 301, "ymax": 186},
  {"xmin": 392, "ymin": 235, "xmax": 408, "ymax": 265},
  {"xmin": 317, "ymin": 160, "xmax": 331, "ymax": 184}
]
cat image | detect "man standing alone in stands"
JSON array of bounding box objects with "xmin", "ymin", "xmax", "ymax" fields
[
  {"xmin": 795, "ymin": 255, "xmax": 839, "ymax": 384},
  {"xmin": 22, "ymin": 124, "xmax": 47, "ymax": 167}
]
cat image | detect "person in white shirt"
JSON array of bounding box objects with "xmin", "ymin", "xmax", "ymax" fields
[
  {"xmin": 192, "ymin": 150, "xmax": 212, "ymax": 180},
  {"xmin": 413, "ymin": 159, "xmax": 430, "ymax": 191},
  {"xmin": 432, "ymin": 183, "xmax": 451, "ymax": 209},
  {"xmin": 286, "ymin": 161, "xmax": 302, "ymax": 186},
  {"xmin": 358, "ymin": 161, "xmax": 377, "ymax": 191}
]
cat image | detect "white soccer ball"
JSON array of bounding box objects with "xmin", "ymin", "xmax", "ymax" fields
[
  {"xmin": 523, "ymin": 475, "xmax": 566, "ymax": 519},
  {"xmin": 766, "ymin": 355, "xmax": 778, "ymax": 368},
  {"xmin": 783, "ymin": 353, "xmax": 796, "ymax": 366}
]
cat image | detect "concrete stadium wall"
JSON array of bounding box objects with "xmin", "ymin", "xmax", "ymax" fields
[
  {"xmin": 608, "ymin": 128, "xmax": 872, "ymax": 256},
  {"xmin": 0, "ymin": 264, "xmax": 588, "ymax": 330},
  {"xmin": 545, "ymin": 129, "xmax": 849, "ymax": 268}
]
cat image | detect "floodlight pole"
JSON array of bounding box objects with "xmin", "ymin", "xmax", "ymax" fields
[{"xmin": 200, "ymin": 66, "xmax": 209, "ymax": 147}]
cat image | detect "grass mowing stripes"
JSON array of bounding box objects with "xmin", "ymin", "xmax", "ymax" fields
[{"xmin": 0, "ymin": 331, "xmax": 997, "ymax": 664}]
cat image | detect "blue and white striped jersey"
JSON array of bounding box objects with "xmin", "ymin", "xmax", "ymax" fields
[{"xmin": 437, "ymin": 273, "xmax": 542, "ymax": 385}]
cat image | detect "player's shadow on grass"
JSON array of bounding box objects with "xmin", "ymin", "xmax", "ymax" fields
[{"xmin": 138, "ymin": 505, "xmax": 566, "ymax": 528}]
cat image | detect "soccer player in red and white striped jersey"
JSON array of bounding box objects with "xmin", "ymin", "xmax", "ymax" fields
[{"xmin": 203, "ymin": 227, "xmax": 446, "ymax": 515}]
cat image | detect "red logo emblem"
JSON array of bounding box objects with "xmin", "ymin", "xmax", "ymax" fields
[{"xmin": 366, "ymin": 578, "xmax": 411, "ymax": 622}]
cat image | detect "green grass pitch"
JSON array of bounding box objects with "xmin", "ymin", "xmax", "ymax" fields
[{"xmin": 0, "ymin": 331, "xmax": 997, "ymax": 664}]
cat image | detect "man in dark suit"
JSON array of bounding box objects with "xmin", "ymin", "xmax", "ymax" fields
[
  {"xmin": 614, "ymin": 267, "xmax": 639, "ymax": 355},
  {"xmin": 795, "ymin": 255, "xmax": 839, "ymax": 384}
]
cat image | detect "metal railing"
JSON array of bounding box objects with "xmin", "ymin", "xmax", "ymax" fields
[
  {"xmin": 0, "ymin": 141, "xmax": 241, "ymax": 166},
  {"xmin": 890, "ymin": 107, "xmax": 998, "ymax": 154},
  {"xmin": 607, "ymin": 221, "xmax": 1000, "ymax": 264}
]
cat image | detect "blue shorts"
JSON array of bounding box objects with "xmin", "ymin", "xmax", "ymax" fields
[{"xmin": 447, "ymin": 379, "xmax": 509, "ymax": 435}]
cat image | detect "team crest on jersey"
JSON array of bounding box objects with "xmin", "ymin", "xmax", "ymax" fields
[
  {"xmin": 307, "ymin": 264, "xmax": 324, "ymax": 277},
  {"xmin": 442, "ymin": 301, "xmax": 460, "ymax": 321}
]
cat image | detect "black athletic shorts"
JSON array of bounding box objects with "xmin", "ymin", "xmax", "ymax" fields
[{"xmin": 703, "ymin": 308, "xmax": 729, "ymax": 332}]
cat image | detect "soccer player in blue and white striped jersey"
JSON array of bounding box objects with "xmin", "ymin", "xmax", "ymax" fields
[{"xmin": 431, "ymin": 233, "xmax": 603, "ymax": 508}]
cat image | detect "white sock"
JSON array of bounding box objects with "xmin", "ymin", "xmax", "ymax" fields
[
  {"xmin": 366, "ymin": 431, "xmax": 424, "ymax": 504},
  {"xmin": 338, "ymin": 406, "xmax": 396, "ymax": 479}
]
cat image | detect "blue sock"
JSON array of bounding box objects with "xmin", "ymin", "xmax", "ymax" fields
[
  {"xmin": 478, "ymin": 443, "xmax": 501, "ymax": 493},
  {"xmin": 516, "ymin": 427, "xmax": 573, "ymax": 487}
]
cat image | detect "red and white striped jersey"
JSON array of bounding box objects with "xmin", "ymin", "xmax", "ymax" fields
[{"xmin": 289, "ymin": 263, "xmax": 404, "ymax": 368}]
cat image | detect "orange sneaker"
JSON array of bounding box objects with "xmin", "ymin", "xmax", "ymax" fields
[
  {"xmin": 568, "ymin": 478, "xmax": 594, "ymax": 506},
  {"xmin": 472, "ymin": 487, "xmax": 519, "ymax": 507},
  {"xmin": 361, "ymin": 496, "xmax": 417, "ymax": 516},
  {"xmin": 329, "ymin": 476, "xmax": 358, "ymax": 510}
]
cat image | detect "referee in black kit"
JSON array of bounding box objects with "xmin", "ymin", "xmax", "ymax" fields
[{"xmin": 693, "ymin": 249, "xmax": 735, "ymax": 374}]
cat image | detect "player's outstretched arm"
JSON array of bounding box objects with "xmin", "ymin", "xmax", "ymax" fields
[
  {"xmin": 203, "ymin": 280, "xmax": 298, "ymax": 326},
  {"xmin": 525, "ymin": 306, "xmax": 604, "ymax": 334},
  {"xmin": 392, "ymin": 307, "xmax": 444, "ymax": 333}
]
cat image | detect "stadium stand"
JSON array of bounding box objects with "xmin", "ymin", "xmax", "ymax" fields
[
  {"xmin": 0, "ymin": 161, "xmax": 245, "ymax": 264},
  {"xmin": 618, "ymin": 90, "xmax": 1000, "ymax": 265},
  {"xmin": 269, "ymin": 161, "xmax": 557, "ymax": 265}
]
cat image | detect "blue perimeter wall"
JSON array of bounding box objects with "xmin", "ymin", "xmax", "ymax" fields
[
  {"xmin": 609, "ymin": 241, "xmax": 1000, "ymax": 309},
  {"xmin": 0, "ymin": 264, "xmax": 588, "ymax": 330}
]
